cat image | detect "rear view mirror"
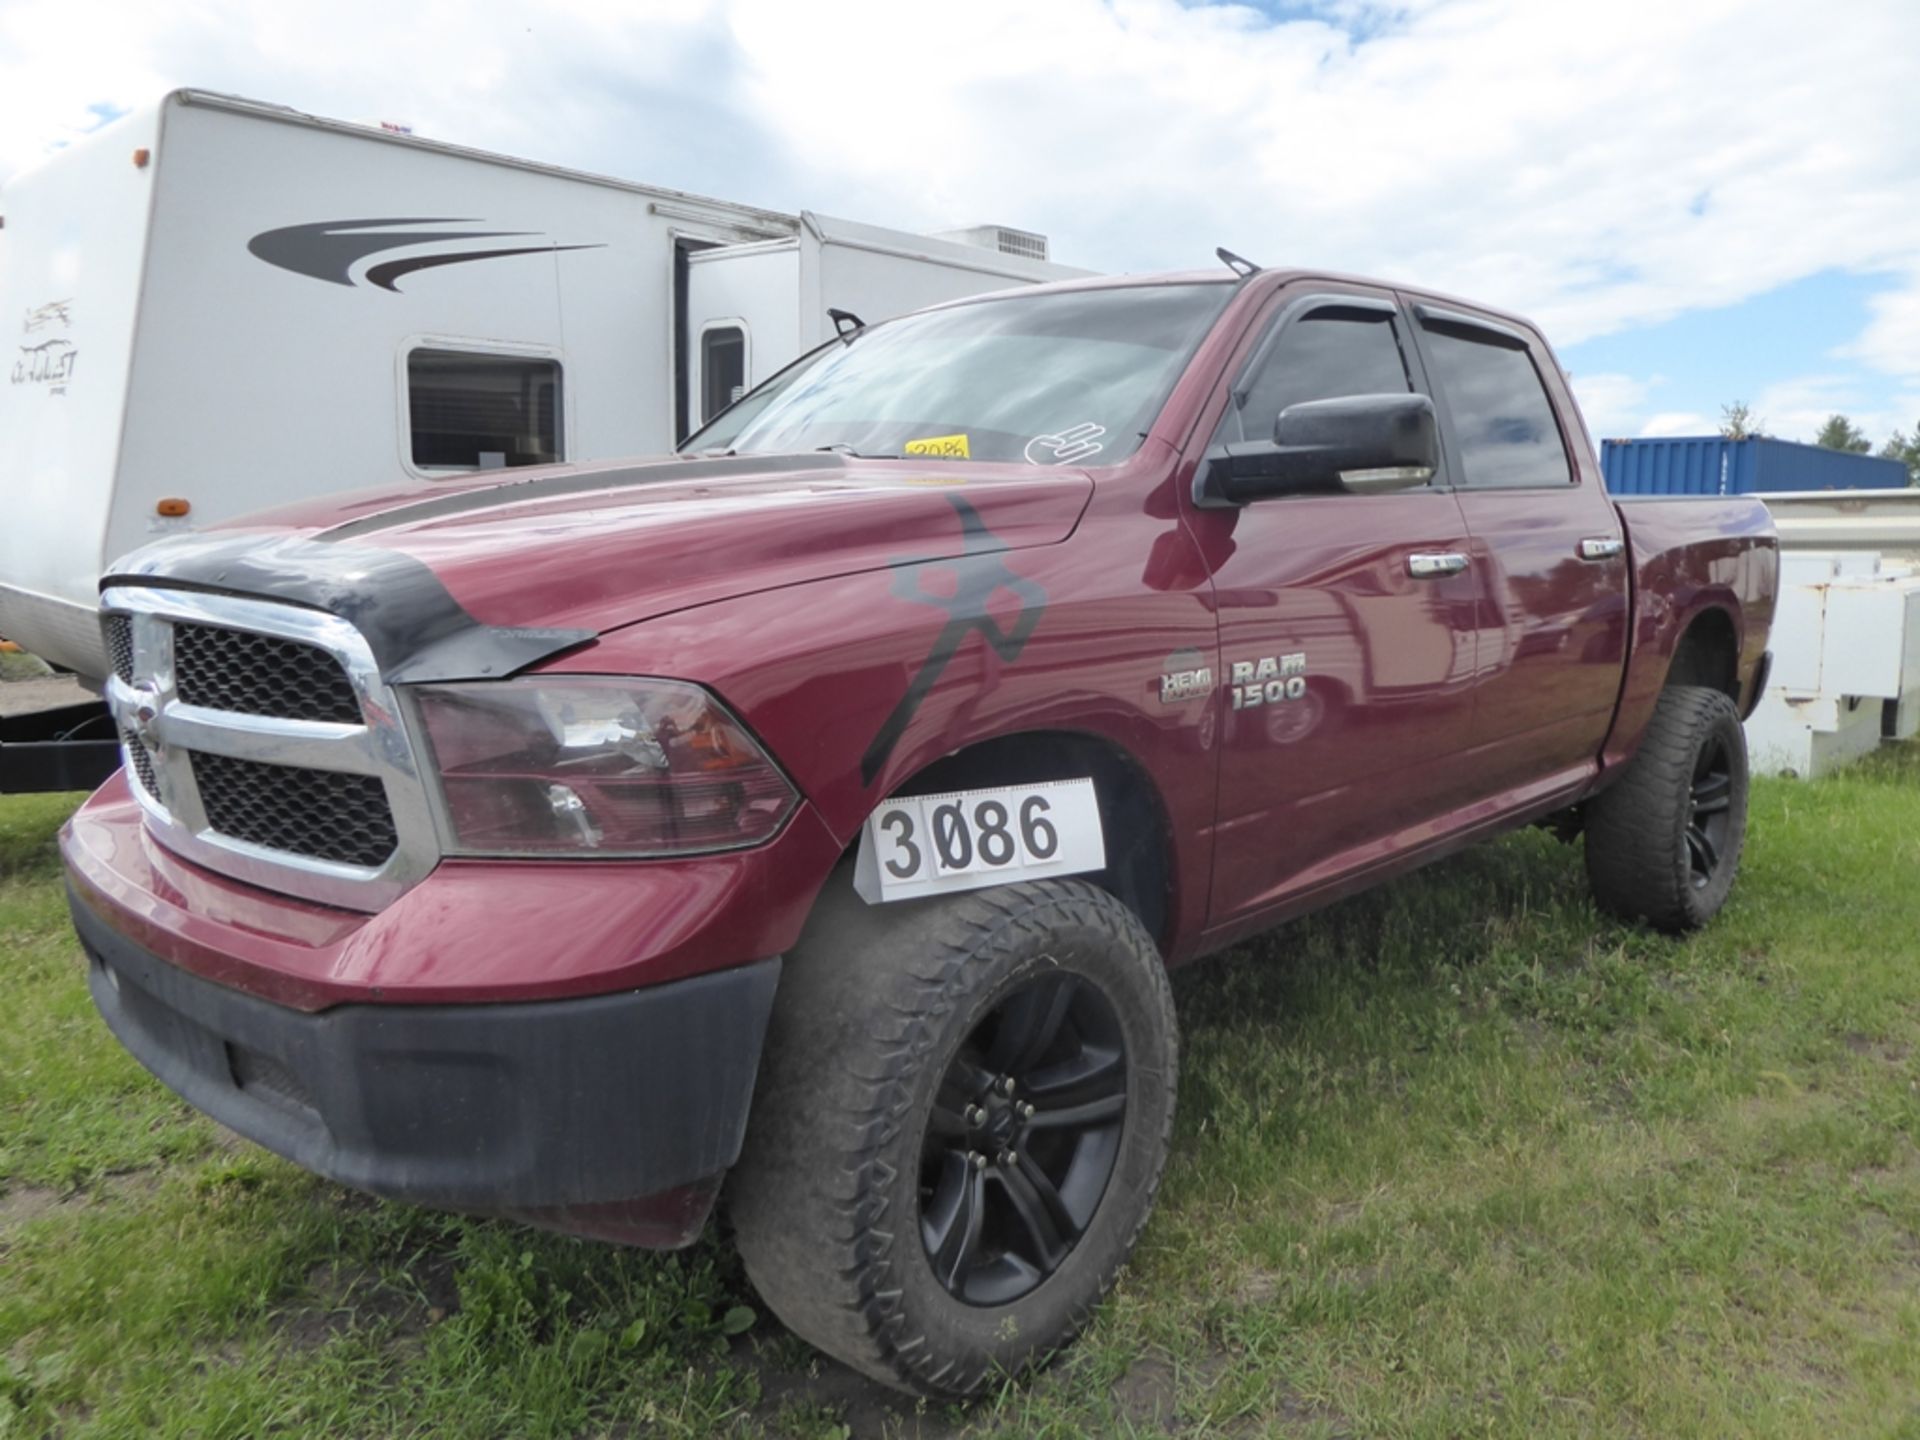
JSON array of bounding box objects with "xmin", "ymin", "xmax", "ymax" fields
[{"xmin": 1195, "ymin": 393, "xmax": 1438, "ymax": 507}]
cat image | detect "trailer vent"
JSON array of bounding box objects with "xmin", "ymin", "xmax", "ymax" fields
[
  {"xmin": 992, "ymin": 228, "xmax": 1049, "ymax": 262},
  {"xmin": 192, "ymin": 752, "xmax": 399, "ymax": 869},
  {"xmin": 174, "ymin": 624, "xmax": 363, "ymax": 725},
  {"xmin": 929, "ymin": 224, "xmax": 1051, "ymax": 261},
  {"xmin": 103, "ymin": 614, "xmax": 134, "ymax": 684}
]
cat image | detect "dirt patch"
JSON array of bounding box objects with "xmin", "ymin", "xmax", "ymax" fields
[
  {"xmin": 1272, "ymin": 1390, "xmax": 1356, "ymax": 1437},
  {"xmin": 1112, "ymin": 1349, "xmax": 1178, "ymax": 1428},
  {"xmin": 273, "ymin": 1255, "xmax": 459, "ymax": 1352},
  {"xmin": 1233, "ymin": 1269, "xmax": 1283, "ymax": 1307},
  {"xmin": 731, "ymin": 1337, "xmax": 962, "ymax": 1440},
  {"xmin": 0, "ymin": 1183, "xmax": 68, "ymax": 1233},
  {"xmin": 1847, "ymin": 1210, "xmax": 1920, "ymax": 1270},
  {"xmin": 1842, "ymin": 1032, "xmax": 1912, "ymax": 1065}
]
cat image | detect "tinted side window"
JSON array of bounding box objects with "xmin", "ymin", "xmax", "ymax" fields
[
  {"xmin": 1421, "ymin": 327, "xmax": 1570, "ymax": 488},
  {"xmin": 1217, "ymin": 310, "xmax": 1411, "ymax": 445}
]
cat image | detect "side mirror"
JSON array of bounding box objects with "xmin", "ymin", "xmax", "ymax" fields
[{"xmin": 1195, "ymin": 393, "xmax": 1438, "ymax": 507}]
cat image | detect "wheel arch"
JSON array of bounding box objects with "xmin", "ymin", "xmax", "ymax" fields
[
  {"xmin": 1664, "ymin": 604, "xmax": 1741, "ymax": 701},
  {"xmin": 818, "ymin": 728, "xmax": 1178, "ymax": 954}
]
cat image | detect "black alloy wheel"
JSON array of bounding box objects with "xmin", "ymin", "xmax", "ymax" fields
[
  {"xmin": 920, "ymin": 971, "xmax": 1127, "ymax": 1306},
  {"xmin": 1585, "ymin": 684, "xmax": 1750, "ymax": 933},
  {"xmin": 1686, "ymin": 734, "xmax": 1736, "ymax": 888},
  {"xmin": 729, "ymin": 876, "xmax": 1178, "ymax": 1398}
]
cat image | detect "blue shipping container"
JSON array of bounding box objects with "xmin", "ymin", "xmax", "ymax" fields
[{"xmin": 1600, "ymin": 436, "xmax": 1908, "ymax": 495}]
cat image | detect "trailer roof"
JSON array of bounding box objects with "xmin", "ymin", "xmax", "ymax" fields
[{"xmin": 168, "ymin": 89, "xmax": 799, "ymax": 235}]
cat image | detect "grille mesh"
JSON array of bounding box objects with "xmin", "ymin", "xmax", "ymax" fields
[
  {"xmin": 120, "ymin": 727, "xmax": 157, "ymax": 797},
  {"xmin": 174, "ymin": 623, "xmax": 362, "ymax": 725},
  {"xmin": 192, "ymin": 752, "xmax": 398, "ymax": 868},
  {"xmin": 103, "ymin": 614, "xmax": 135, "ymax": 684},
  {"xmin": 227, "ymin": 1043, "xmax": 316, "ymax": 1113}
]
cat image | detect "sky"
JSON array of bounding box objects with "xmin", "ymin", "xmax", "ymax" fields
[{"xmin": 3, "ymin": 0, "xmax": 1917, "ymax": 447}]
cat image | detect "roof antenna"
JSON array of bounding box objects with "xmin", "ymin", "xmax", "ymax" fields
[
  {"xmin": 1216, "ymin": 247, "xmax": 1261, "ymax": 278},
  {"xmin": 828, "ymin": 308, "xmax": 865, "ymax": 343}
]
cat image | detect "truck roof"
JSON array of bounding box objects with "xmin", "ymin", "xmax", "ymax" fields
[{"xmin": 917, "ymin": 265, "xmax": 1549, "ymax": 344}]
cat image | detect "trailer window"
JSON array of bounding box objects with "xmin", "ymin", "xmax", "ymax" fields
[
  {"xmin": 409, "ymin": 350, "xmax": 563, "ymax": 471},
  {"xmin": 701, "ymin": 326, "xmax": 747, "ymax": 423}
]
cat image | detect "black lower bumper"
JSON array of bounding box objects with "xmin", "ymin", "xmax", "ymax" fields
[{"xmin": 70, "ymin": 887, "xmax": 780, "ymax": 1239}]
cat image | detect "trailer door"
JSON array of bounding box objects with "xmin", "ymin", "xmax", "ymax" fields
[{"xmin": 683, "ymin": 241, "xmax": 803, "ymax": 433}]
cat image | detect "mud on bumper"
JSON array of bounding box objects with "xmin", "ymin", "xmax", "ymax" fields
[{"xmin": 69, "ymin": 886, "xmax": 780, "ymax": 1247}]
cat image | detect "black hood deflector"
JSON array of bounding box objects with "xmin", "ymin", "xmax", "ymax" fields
[{"xmin": 103, "ymin": 531, "xmax": 595, "ymax": 685}]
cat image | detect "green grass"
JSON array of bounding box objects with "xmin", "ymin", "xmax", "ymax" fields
[{"xmin": 3, "ymin": 752, "xmax": 1918, "ymax": 1438}]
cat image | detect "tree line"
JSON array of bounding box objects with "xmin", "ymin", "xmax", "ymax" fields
[{"xmin": 1720, "ymin": 402, "xmax": 1920, "ymax": 484}]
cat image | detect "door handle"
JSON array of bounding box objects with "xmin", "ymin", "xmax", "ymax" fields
[
  {"xmin": 1578, "ymin": 537, "xmax": 1624, "ymax": 561},
  {"xmin": 1407, "ymin": 552, "xmax": 1469, "ymax": 578}
]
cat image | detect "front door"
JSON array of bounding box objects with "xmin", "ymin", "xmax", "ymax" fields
[{"xmin": 1190, "ymin": 285, "xmax": 1483, "ymax": 925}]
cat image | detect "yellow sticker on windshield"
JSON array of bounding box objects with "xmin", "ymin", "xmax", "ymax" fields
[{"xmin": 903, "ymin": 433, "xmax": 971, "ymax": 459}]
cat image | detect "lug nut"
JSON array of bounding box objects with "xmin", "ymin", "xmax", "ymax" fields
[
  {"xmin": 1018, "ymin": 1102, "xmax": 1035, "ymax": 1119},
  {"xmin": 998, "ymin": 1076, "xmax": 1018, "ymax": 1097},
  {"xmin": 964, "ymin": 1104, "xmax": 987, "ymax": 1127},
  {"xmin": 969, "ymin": 1152, "xmax": 988, "ymax": 1171},
  {"xmin": 997, "ymin": 1149, "xmax": 1018, "ymax": 1168}
]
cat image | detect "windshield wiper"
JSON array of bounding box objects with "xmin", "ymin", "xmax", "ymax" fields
[{"xmin": 814, "ymin": 444, "xmax": 896, "ymax": 460}]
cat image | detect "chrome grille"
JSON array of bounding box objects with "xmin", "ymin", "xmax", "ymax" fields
[
  {"xmin": 100, "ymin": 586, "xmax": 440, "ymax": 912},
  {"xmin": 174, "ymin": 623, "xmax": 363, "ymax": 724},
  {"xmin": 119, "ymin": 725, "xmax": 158, "ymax": 796},
  {"xmin": 193, "ymin": 752, "xmax": 398, "ymax": 868},
  {"xmin": 104, "ymin": 614, "xmax": 135, "ymax": 684}
]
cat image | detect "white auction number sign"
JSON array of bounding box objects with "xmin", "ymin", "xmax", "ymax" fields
[{"xmin": 854, "ymin": 778, "xmax": 1105, "ymax": 904}]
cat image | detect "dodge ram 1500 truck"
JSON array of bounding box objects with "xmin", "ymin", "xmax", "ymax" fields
[{"xmin": 62, "ymin": 263, "xmax": 1778, "ymax": 1398}]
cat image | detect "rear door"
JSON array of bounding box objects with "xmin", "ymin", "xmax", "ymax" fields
[
  {"xmin": 1191, "ymin": 283, "xmax": 1483, "ymax": 925},
  {"xmin": 1405, "ymin": 301, "xmax": 1629, "ymax": 801}
]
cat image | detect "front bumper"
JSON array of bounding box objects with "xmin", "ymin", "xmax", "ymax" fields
[
  {"xmin": 71, "ymin": 886, "xmax": 779, "ymax": 1245},
  {"xmin": 59, "ymin": 773, "xmax": 843, "ymax": 1246}
]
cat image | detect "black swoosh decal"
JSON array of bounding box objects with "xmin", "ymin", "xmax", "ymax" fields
[
  {"xmin": 248, "ymin": 218, "xmax": 533, "ymax": 286},
  {"xmin": 859, "ymin": 494, "xmax": 1048, "ymax": 786},
  {"xmin": 364, "ymin": 243, "xmax": 604, "ymax": 293}
]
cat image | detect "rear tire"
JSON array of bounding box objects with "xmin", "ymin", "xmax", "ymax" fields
[
  {"xmin": 1584, "ymin": 684, "xmax": 1749, "ymax": 932},
  {"xmin": 728, "ymin": 876, "xmax": 1177, "ymax": 1399}
]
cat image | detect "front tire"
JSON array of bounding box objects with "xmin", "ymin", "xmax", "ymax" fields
[
  {"xmin": 728, "ymin": 876, "xmax": 1177, "ymax": 1399},
  {"xmin": 1585, "ymin": 684, "xmax": 1749, "ymax": 932}
]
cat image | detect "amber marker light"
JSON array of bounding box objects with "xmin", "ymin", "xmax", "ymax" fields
[{"xmin": 155, "ymin": 498, "xmax": 191, "ymax": 517}]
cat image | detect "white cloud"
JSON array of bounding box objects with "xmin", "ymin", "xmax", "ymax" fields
[
  {"xmin": 1568, "ymin": 372, "xmax": 1654, "ymax": 440},
  {"xmin": 3, "ymin": 0, "xmax": 1919, "ymax": 362},
  {"xmin": 1639, "ymin": 412, "xmax": 1714, "ymax": 439},
  {"xmin": 1744, "ymin": 374, "xmax": 1918, "ymax": 447},
  {"xmin": 1845, "ymin": 265, "xmax": 1920, "ymax": 388}
]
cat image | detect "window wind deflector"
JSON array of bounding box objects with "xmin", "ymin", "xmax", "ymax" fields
[
  {"xmin": 1233, "ymin": 294, "xmax": 1401, "ymax": 408},
  {"xmin": 1412, "ymin": 302, "xmax": 1530, "ymax": 349}
]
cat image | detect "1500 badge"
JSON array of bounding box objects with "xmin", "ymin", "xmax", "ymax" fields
[{"xmin": 1230, "ymin": 652, "xmax": 1308, "ymax": 709}]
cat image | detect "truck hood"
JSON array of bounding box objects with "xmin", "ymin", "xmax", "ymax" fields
[{"xmin": 108, "ymin": 453, "xmax": 1094, "ymax": 679}]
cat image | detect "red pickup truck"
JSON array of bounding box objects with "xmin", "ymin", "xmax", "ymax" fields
[{"xmin": 62, "ymin": 265, "xmax": 1777, "ymax": 1397}]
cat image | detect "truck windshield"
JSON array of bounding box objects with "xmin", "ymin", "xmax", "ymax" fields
[{"xmin": 684, "ymin": 282, "xmax": 1233, "ymax": 468}]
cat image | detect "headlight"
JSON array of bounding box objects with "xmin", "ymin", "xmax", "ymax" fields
[{"xmin": 411, "ymin": 677, "xmax": 797, "ymax": 857}]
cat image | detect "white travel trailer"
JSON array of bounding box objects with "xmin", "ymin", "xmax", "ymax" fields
[{"xmin": 0, "ymin": 89, "xmax": 1084, "ymax": 709}]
